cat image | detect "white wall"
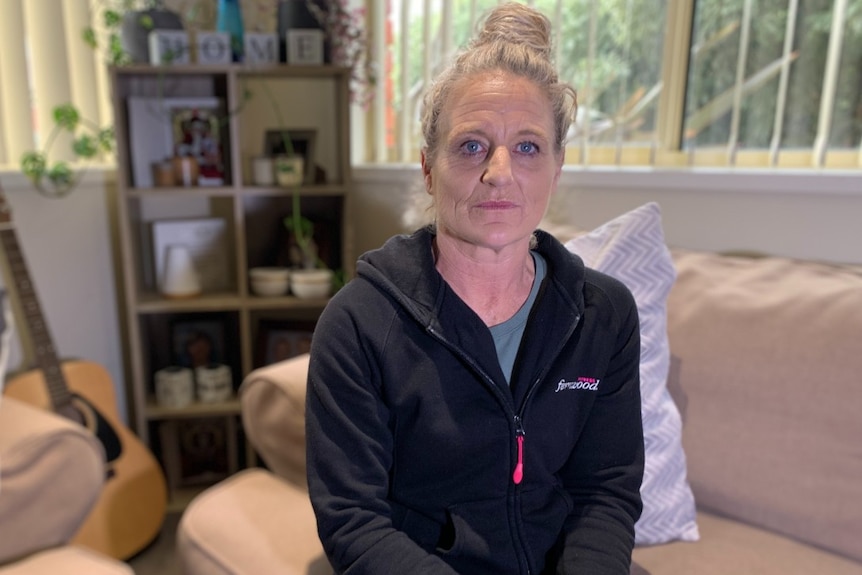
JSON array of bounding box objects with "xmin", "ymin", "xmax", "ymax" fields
[
  {"xmin": 0, "ymin": 166, "xmax": 859, "ymax": 425},
  {"xmin": 0, "ymin": 172, "xmax": 127, "ymax": 418},
  {"xmin": 352, "ymin": 166, "xmax": 862, "ymax": 265}
]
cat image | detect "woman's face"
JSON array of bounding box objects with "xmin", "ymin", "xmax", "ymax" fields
[{"xmin": 422, "ymin": 70, "xmax": 563, "ymax": 254}]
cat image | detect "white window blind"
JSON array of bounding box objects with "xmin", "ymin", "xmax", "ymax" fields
[{"xmin": 0, "ymin": 0, "xmax": 113, "ymax": 170}]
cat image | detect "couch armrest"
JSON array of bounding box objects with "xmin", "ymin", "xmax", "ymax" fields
[
  {"xmin": 178, "ymin": 468, "xmax": 329, "ymax": 575},
  {"xmin": 0, "ymin": 397, "xmax": 105, "ymax": 564},
  {"xmin": 239, "ymin": 354, "xmax": 310, "ymax": 489}
]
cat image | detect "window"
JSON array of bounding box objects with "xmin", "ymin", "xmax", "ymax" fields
[
  {"xmin": 2, "ymin": 1, "xmax": 858, "ymax": 172},
  {"xmin": 363, "ymin": 0, "xmax": 862, "ymax": 169}
]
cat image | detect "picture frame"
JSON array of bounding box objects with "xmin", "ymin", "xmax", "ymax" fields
[
  {"xmin": 170, "ymin": 105, "xmax": 226, "ymax": 186},
  {"xmin": 170, "ymin": 318, "xmax": 227, "ymax": 369},
  {"xmin": 255, "ymin": 319, "xmax": 316, "ymax": 367},
  {"xmin": 263, "ymin": 129, "xmax": 316, "ymax": 184},
  {"xmin": 126, "ymin": 96, "xmax": 225, "ymax": 188},
  {"xmin": 176, "ymin": 416, "xmax": 232, "ymax": 486}
]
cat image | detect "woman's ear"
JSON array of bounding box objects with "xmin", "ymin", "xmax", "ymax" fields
[
  {"xmin": 420, "ymin": 149, "xmax": 433, "ymax": 193},
  {"xmin": 548, "ymin": 147, "xmax": 565, "ymax": 195}
]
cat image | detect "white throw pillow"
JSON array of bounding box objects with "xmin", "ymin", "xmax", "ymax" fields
[{"xmin": 563, "ymin": 202, "xmax": 699, "ymax": 546}]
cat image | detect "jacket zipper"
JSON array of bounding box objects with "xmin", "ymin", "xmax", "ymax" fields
[
  {"xmin": 513, "ymin": 415, "xmax": 526, "ymax": 484},
  {"xmin": 427, "ymin": 308, "xmax": 581, "ymax": 575}
]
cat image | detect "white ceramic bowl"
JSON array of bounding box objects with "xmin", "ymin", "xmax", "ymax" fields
[
  {"xmin": 249, "ymin": 267, "xmax": 290, "ymax": 297},
  {"xmin": 290, "ymin": 269, "xmax": 333, "ymax": 299}
]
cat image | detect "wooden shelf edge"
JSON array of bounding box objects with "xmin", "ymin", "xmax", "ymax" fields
[{"xmin": 146, "ymin": 398, "xmax": 242, "ymax": 420}]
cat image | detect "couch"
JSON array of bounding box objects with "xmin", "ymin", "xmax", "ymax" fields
[
  {"xmin": 0, "ymin": 396, "xmax": 134, "ymax": 575},
  {"xmin": 178, "ymin": 241, "xmax": 862, "ymax": 574}
]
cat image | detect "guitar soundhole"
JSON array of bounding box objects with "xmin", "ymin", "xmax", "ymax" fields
[{"xmin": 68, "ymin": 395, "xmax": 124, "ymax": 463}]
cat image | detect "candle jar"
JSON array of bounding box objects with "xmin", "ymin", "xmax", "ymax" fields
[{"xmin": 172, "ymin": 156, "xmax": 199, "ymax": 187}]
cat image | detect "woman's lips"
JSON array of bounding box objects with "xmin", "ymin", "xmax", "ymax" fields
[{"xmin": 476, "ymin": 200, "xmax": 517, "ymax": 210}]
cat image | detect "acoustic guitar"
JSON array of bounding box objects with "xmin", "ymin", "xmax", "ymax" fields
[{"xmin": 0, "ymin": 187, "xmax": 167, "ymax": 561}]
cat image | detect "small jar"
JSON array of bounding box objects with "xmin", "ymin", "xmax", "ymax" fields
[
  {"xmin": 151, "ymin": 159, "xmax": 176, "ymax": 187},
  {"xmin": 172, "ymin": 156, "xmax": 199, "ymax": 187}
]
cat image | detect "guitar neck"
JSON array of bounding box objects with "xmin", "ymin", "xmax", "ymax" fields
[{"xmin": 0, "ymin": 214, "xmax": 72, "ymax": 410}]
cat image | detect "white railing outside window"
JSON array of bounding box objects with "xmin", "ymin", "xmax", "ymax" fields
[{"xmin": 2, "ymin": 0, "xmax": 859, "ymax": 173}]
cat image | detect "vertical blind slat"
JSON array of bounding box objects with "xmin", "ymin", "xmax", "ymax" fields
[
  {"xmin": 581, "ymin": 0, "xmax": 597, "ymax": 163},
  {"xmin": 0, "ymin": 0, "xmax": 34, "ymax": 166},
  {"xmin": 86, "ymin": 0, "xmax": 115, "ymax": 132},
  {"xmin": 614, "ymin": 0, "xmax": 635, "ymax": 165},
  {"xmin": 442, "ymin": 0, "xmax": 453, "ymax": 66},
  {"xmin": 65, "ymin": 0, "xmax": 101, "ymax": 144},
  {"xmin": 372, "ymin": 0, "xmax": 387, "ymax": 162},
  {"xmin": 399, "ymin": 0, "xmax": 411, "ymax": 162},
  {"xmin": 25, "ymin": 0, "xmax": 74, "ymax": 162}
]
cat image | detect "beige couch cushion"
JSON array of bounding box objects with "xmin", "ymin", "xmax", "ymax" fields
[
  {"xmin": 633, "ymin": 511, "xmax": 862, "ymax": 575},
  {"xmin": 178, "ymin": 468, "xmax": 330, "ymax": 575},
  {"xmin": 667, "ymin": 250, "xmax": 862, "ymax": 563},
  {"xmin": 240, "ymin": 354, "xmax": 311, "ymax": 489},
  {"xmin": 0, "ymin": 397, "xmax": 105, "ymax": 565},
  {"xmin": 0, "ymin": 546, "xmax": 133, "ymax": 575}
]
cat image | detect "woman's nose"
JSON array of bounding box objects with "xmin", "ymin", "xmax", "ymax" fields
[{"xmin": 481, "ymin": 146, "xmax": 514, "ymax": 186}]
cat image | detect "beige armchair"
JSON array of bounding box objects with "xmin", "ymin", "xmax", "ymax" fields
[
  {"xmin": 177, "ymin": 354, "xmax": 330, "ymax": 575},
  {"xmin": 0, "ymin": 396, "xmax": 133, "ymax": 574}
]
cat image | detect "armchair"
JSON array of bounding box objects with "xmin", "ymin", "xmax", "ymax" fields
[
  {"xmin": 177, "ymin": 354, "xmax": 330, "ymax": 575},
  {"xmin": 0, "ymin": 396, "xmax": 133, "ymax": 574}
]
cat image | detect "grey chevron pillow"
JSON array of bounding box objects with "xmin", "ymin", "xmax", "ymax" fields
[{"xmin": 564, "ymin": 202, "xmax": 699, "ymax": 545}]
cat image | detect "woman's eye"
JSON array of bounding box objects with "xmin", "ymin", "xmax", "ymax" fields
[
  {"xmin": 460, "ymin": 140, "xmax": 484, "ymax": 155},
  {"xmin": 517, "ymin": 141, "xmax": 539, "ymax": 154}
]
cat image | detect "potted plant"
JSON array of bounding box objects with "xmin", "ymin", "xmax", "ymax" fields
[
  {"xmin": 83, "ymin": 0, "xmax": 186, "ymax": 66},
  {"xmin": 278, "ymin": 137, "xmax": 337, "ymax": 299}
]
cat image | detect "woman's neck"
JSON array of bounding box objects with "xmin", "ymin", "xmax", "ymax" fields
[{"xmin": 433, "ymin": 235, "xmax": 536, "ymax": 327}]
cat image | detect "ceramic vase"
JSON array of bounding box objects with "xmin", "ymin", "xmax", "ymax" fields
[
  {"xmin": 121, "ymin": 8, "xmax": 184, "ymax": 63},
  {"xmin": 161, "ymin": 244, "xmax": 201, "ymax": 299},
  {"xmin": 217, "ymin": 0, "xmax": 245, "ymax": 61}
]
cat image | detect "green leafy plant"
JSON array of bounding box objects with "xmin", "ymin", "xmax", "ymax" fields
[{"xmin": 20, "ymin": 105, "xmax": 114, "ymax": 198}]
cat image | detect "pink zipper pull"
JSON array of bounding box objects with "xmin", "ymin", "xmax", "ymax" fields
[{"xmin": 512, "ymin": 434, "xmax": 524, "ymax": 484}]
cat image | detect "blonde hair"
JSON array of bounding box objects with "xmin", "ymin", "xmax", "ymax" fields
[{"xmin": 420, "ymin": 2, "xmax": 577, "ymax": 164}]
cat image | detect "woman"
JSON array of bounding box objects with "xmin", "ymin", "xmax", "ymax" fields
[{"xmin": 306, "ymin": 3, "xmax": 644, "ymax": 574}]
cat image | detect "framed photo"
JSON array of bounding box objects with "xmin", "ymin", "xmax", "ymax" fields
[
  {"xmin": 171, "ymin": 106, "xmax": 225, "ymax": 185},
  {"xmin": 255, "ymin": 320, "xmax": 316, "ymax": 367},
  {"xmin": 170, "ymin": 318, "xmax": 227, "ymax": 369},
  {"xmin": 126, "ymin": 96, "xmax": 224, "ymax": 188},
  {"xmin": 263, "ymin": 129, "xmax": 316, "ymax": 184},
  {"xmin": 177, "ymin": 416, "xmax": 232, "ymax": 485}
]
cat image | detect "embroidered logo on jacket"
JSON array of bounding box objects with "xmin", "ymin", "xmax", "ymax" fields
[{"xmin": 555, "ymin": 377, "xmax": 600, "ymax": 392}]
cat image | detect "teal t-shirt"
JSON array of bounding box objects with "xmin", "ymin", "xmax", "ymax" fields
[{"xmin": 490, "ymin": 252, "xmax": 546, "ymax": 384}]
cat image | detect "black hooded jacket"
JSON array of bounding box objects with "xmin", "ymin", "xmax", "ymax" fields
[{"xmin": 306, "ymin": 227, "xmax": 644, "ymax": 575}]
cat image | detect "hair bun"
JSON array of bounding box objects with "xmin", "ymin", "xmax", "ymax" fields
[{"xmin": 472, "ymin": 2, "xmax": 553, "ymax": 60}]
